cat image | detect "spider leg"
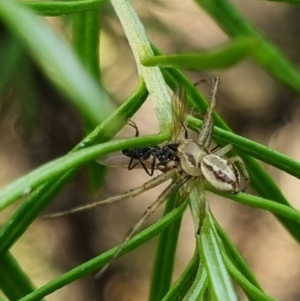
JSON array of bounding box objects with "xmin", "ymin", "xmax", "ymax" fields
[
  {"xmin": 197, "ymin": 177, "xmax": 207, "ymax": 233},
  {"xmin": 210, "ymin": 144, "xmax": 221, "ymax": 153},
  {"xmin": 229, "ymin": 156, "xmax": 250, "ymax": 192},
  {"xmin": 175, "ymin": 176, "xmax": 193, "ymax": 203},
  {"xmin": 179, "ymin": 117, "xmax": 188, "ymax": 140},
  {"xmin": 43, "ymin": 169, "xmax": 178, "ymax": 219},
  {"xmin": 95, "ymin": 173, "xmax": 188, "ymax": 279},
  {"xmin": 197, "ymin": 77, "xmax": 219, "ymax": 149},
  {"xmin": 181, "ymin": 122, "xmax": 188, "ymax": 139},
  {"xmin": 193, "ymin": 78, "xmax": 208, "ymax": 87},
  {"xmin": 211, "ymin": 144, "xmax": 232, "ymax": 156}
]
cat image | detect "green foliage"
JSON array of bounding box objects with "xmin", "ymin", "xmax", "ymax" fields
[
  {"xmin": 0, "ymin": 0, "xmax": 299, "ymax": 300},
  {"xmin": 143, "ymin": 38, "xmax": 260, "ymax": 71}
]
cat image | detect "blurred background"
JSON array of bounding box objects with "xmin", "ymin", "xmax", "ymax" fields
[{"xmin": 1, "ymin": 0, "xmax": 300, "ymax": 300}]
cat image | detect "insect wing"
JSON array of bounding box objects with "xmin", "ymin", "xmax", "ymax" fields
[
  {"xmin": 97, "ymin": 153, "xmax": 157, "ymax": 170},
  {"xmin": 171, "ymin": 86, "xmax": 189, "ymax": 142}
]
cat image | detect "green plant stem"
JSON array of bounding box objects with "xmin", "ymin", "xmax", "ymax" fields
[
  {"xmin": 0, "ymin": 253, "xmax": 40, "ymax": 301},
  {"xmin": 224, "ymin": 254, "xmax": 277, "ymax": 301},
  {"xmin": 161, "ymin": 251, "xmax": 199, "ymax": 301},
  {"xmin": 213, "ymin": 219, "xmax": 276, "ymax": 301},
  {"xmin": 72, "ymin": 5, "xmax": 104, "ymax": 191},
  {"xmin": 24, "ymin": 0, "xmax": 104, "ymax": 16},
  {"xmin": 0, "ymin": 35, "xmax": 23, "ymax": 95},
  {"xmin": 0, "ymin": 81, "xmax": 150, "ymax": 301},
  {"xmin": 199, "ymin": 210, "xmax": 238, "ymax": 301},
  {"xmin": 183, "ymin": 260, "xmax": 207, "ymax": 301},
  {"xmin": 149, "ymin": 195, "xmax": 184, "ymax": 301},
  {"xmin": 210, "ymin": 189, "xmax": 300, "ymax": 223},
  {"xmin": 0, "ymin": 0, "xmax": 108, "ymax": 126},
  {"xmin": 111, "ymin": 0, "xmax": 172, "ymax": 131},
  {"xmin": 0, "ymin": 81, "xmax": 148, "ymax": 255},
  {"xmin": 73, "ymin": 9, "xmax": 101, "ymax": 80},
  {"xmin": 214, "ymin": 221, "xmax": 262, "ymax": 290},
  {"xmin": 143, "ymin": 38, "xmax": 259, "ymax": 70},
  {"xmin": 0, "ymin": 135, "xmax": 168, "ymax": 210},
  {"xmin": 196, "ymin": 0, "xmax": 300, "ymax": 94},
  {"xmin": 16, "ymin": 202, "xmax": 187, "ymax": 301}
]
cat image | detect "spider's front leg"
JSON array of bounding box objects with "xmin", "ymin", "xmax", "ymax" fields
[{"xmin": 197, "ymin": 77, "xmax": 219, "ymax": 149}]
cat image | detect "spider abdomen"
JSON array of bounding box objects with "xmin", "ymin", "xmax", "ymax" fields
[{"xmin": 201, "ymin": 154, "xmax": 240, "ymax": 194}]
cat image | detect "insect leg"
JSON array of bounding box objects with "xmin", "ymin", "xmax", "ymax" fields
[
  {"xmin": 142, "ymin": 160, "xmax": 154, "ymax": 176},
  {"xmin": 127, "ymin": 149, "xmax": 153, "ymax": 176},
  {"xmin": 95, "ymin": 174, "xmax": 187, "ymax": 279},
  {"xmin": 124, "ymin": 120, "xmax": 155, "ymax": 175},
  {"xmin": 148, "ymin": 150, "xmax": 158, "ymax": 177},
  {"xmin": 127, "ymin": 155, "xmax": 135, "ymax": 171},
  {"xmin": 43, "ymin": 169, "xmax": 178, "ymax": 219},
  {"xmin": 126, "ymin": 120, "xmax": 140, "ymax": 137},
  {"xmin": 124, "ymin": 120, "xmax": 153, "ymax": 173}
]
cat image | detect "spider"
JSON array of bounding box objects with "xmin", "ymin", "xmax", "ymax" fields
[
  {"xmin": 45, "ymin": 77, "xmax": 249, "ymax": 278},
  {"xmin": 98, "ymin": 85, "xmax": 190, "ymax": 176}
]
